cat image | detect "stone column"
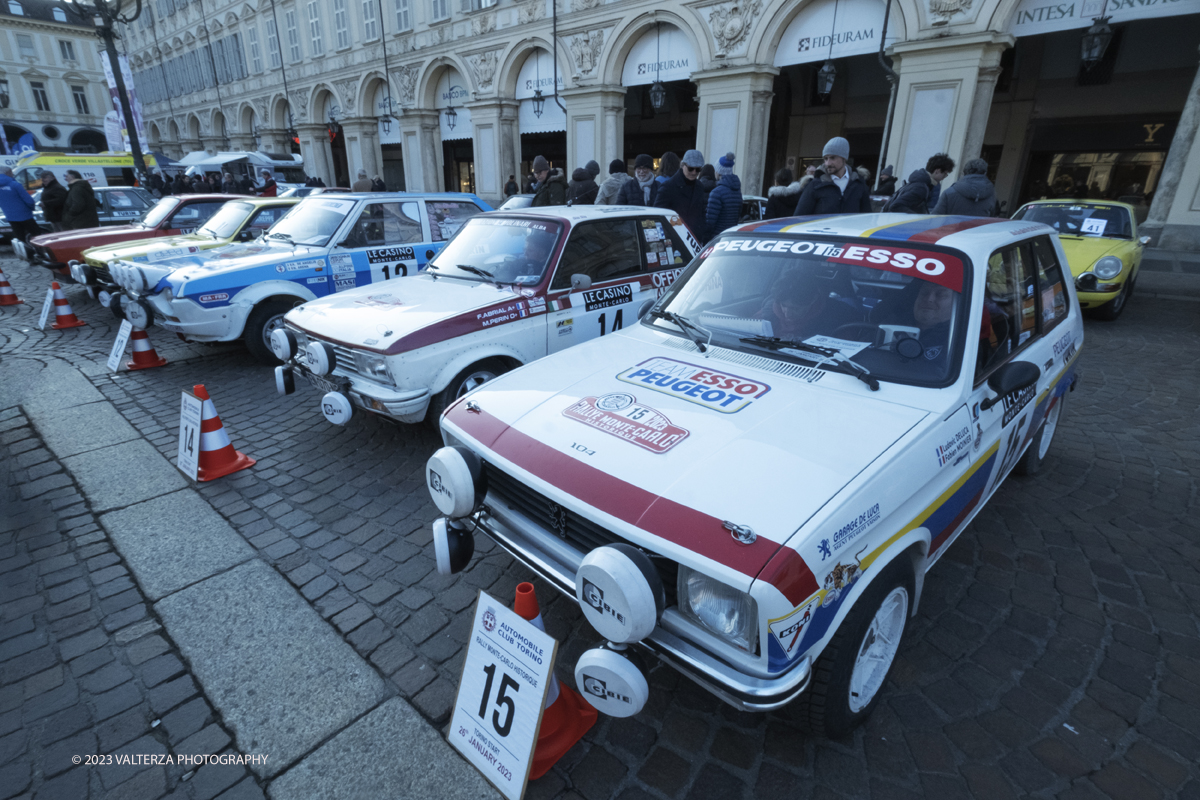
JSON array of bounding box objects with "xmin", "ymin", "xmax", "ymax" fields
[
  {"xmin": 256, "ymin": 128, "xmax": 291, "ymax": 154},
  {"xmin": 884, "ymin": 32, "xmax": 1013, "ymax": 182},
  {"xmin": 179, "ymin": 137, "xmax": 202, "ymax": 155},
  {"xmin": 296, "ymin": 123, "xmax": 334, "ymax": 186},
  {"xmin": 397, "ymin": 110, "xmax": 442, "ymax": 192},
  {"xmin": 199, "ymin": 136, "xmax": 223, "ymax": 155},
  {"xmin": 560, "ymin": 86, "xmax": 625, "ymax": 172},
  {"xmin": 693, "ymin": 65, "xmax": 778, "ymax": 197},
  {"xmin": 1142, "ymin": 47, "xmax": 1200, "ymax": 248},
  {"xmin": 340, "ymin": 117, "xmax": 381, "ymax": 181},
  {"xmin": 466, "ymin": 100, "xmax": 519, "ymax": 208}
]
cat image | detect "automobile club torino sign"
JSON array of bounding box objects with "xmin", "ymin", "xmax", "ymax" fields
[{"xmin": 562, "ymin": 393, "xmax": 690, "ymax": 454}]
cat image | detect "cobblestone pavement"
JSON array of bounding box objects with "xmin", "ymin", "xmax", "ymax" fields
[{"xmin": 2, "ymin": 253, "xmax": 1199, "ymax": 799}]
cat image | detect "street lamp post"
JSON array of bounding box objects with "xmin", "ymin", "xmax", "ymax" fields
[
  {"xmin": 82, "ymin": 0, "xmax": 148, "ymax": 182},
  {"xmin": 1080, "ymin": 17, "xmax": 1114, "ymax": 69}
]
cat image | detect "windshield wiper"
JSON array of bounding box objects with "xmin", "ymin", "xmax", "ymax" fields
[
  {"xmin": 649, "ymin": 309, "xmax": 711, "ymax": 353},
  {"xmin": 269, "ymin": 232, "xmax": 294, "ymax": 244},
  {"xmin": 739, "ymin": 335, "xmax": 879, "ymax": 391}
]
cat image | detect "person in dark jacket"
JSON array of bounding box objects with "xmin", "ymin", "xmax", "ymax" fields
[
  {"xmin": 888, "ymin": 154, "xmax": 955, "ymax": 214},
  {"xmin": 530, "ymin": 155, "xmax": 567, "ymax": 206},
  {"xmin": 504, "ymin": 175, "xmax": 519, "ymax": 196},
  {"xmin": 0, "ymin": 167, "xmax": 38, "ymax": 241},
  {"xmin": 764, "ymin": 168, "xmax": 803, "ymax": 220},
  {"xmin": 697, "ymin": 164, "xmax": 717, "ymax": 195},
  {"xmin": 566, "ymin": 167, "xmax": 598, "ymax": 205},
  {"xmin": 62, "ymin": 170, "xmax": 100, "ymax": 230},
  {"xmin": 616, "ymin": 154, "xmax": 659, "ymax": 207},
  {"xmin": 705, "ymin": 152, "xmax": 742, "ymax": 242},
  {"xmin": 39, "ymin": 172, "xmax": 68, "ymax": 232},
  {"xmin": 595, "ymin": 159, "xmax": 631, "ymax": 205},
  {"xmin": 655, "ymin": 149, "xmax": 708, "ymax": 237},
  {"xmin": 794, "ymin": 138, "xmax": 873, "ymax": 216},
  {"xmin": 146, "ymin": 171, "xmax": 164, "ymax": 198},
  {"xmin": 221, "ymin": 172, "xmax": 239, "ymax": 194},
  {"xmin": 656, "ymin": 152, "xmax": 680, "ymax": 185},
  {"xmin": 257, "ymin": 170, "xmax": 278, "ymax": 197},
  {"xmin": 372, "ymin": 176, "xmax": 387, "ymax": 192},
  {"xmin": 584, "ymin": 160, "xmax": 601, "ymax": 183},
  {"xmin": 237, "ymin": 174, "xmax": 254, "ymax": 194},
  {"xmin": 876, "ymin": 165, "xmax": 896, "ymax": 196},
  {"xmin": 932, "ymin": 158, "xmax": 997, "ymax": 217}
]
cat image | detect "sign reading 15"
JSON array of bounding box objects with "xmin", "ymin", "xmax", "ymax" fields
[{"xmin": 478, "ymin": 663, "xmax": 519, "ymax": 737}]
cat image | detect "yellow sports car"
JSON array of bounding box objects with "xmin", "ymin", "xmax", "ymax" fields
[
  {"xmin": 71, "ymin": 197, "xmax": 299, "ymax": 305},
  {"xmin": 1010, "ymin": 199, "xmax": 1149, "ymax": 320}
]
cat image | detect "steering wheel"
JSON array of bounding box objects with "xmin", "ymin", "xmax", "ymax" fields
[{"xmin": 830, "ymin": 322, "xmax": 883, "ymax": 345}]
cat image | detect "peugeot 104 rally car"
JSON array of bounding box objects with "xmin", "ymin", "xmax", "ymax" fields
[
  {"xmin": 270, "ymin": 206, "xmax": 701, "ymax": 426},
  {"xmin": 424, "ymin": 213, "xmax": 1084, "ymax": 736},
  {"xmin": 1010, "ymin": 199, "xmax": 1149, "ymax": 320},
  {"xmin": 73, "ymin": 197, "xmax": 298, "ymax": 308},
  {"xmin": 23, "ymin": 193, "xmax": 231, "ymax": 281},
  {"xmin": 101, "ymin": 192, "xmax": 489, "ymax": 362}
]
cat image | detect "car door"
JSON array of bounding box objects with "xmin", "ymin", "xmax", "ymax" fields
[
  {"xmin": 328, "ymin": 199, "xmax": 426, "ymax": 287},
  {"xmin": 970, "ymin": 236, "xmax": 1072, "ymax": 496}
]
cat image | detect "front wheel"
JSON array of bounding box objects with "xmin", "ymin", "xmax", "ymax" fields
[
  {"xmin": 1090, "ymin": 276, "xmax": 1133, "ymax": 321},
  {"xmin": 1016, "ymin": 393, "xmax": 1064, "ymax": 476},
  {"xmin": 426, "ymin": 359, "xmax": 509, "ymax": 425},
  {"xmin": 244, "ymin": 298, "xmax": 297, "ymax": 364},
  {"xmin": 794, "ymin": 558, "xmax": 912, "ymax": 739}
]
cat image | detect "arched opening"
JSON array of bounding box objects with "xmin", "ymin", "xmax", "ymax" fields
[
  {"xmin": 187, "ymin": 115, "xmax": 201, "ymax": 142},
  {"xmin": 70, "ymin": 128, "xmax": 106, "ymax": 154},
  {"xmin": 212, "ymin": 110, "xmax": 229, "ymax": 150},
  {"xmin": 433, "ymin": 66, "xmax": 473, "ymax": 193},
  {"xmin": 621, "ymin": 24, "xmax": 699, "ymax": 166},
  {"xmin": 370, "ymin": 81, "xmax": 405, "ymax": 190},
  {"xmin": 4, "ymin": 124, "xmax": 36, "ymax": 153},
  {"xmin": 515, "ymin": 48, "xmax": 567, "ymax": 185},
  {"xmin": 318, "ymin": 90, "xmax": 350, "ymax": 186},
  {"xmin": 764, "ymin": 0, "xmax": 902, "ymax": 189}
]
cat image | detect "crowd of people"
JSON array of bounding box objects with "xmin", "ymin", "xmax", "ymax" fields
[
  {"xmin": 0, "ymin": 166, "xmax": 101, "ymax": 237},
  {"xmin": 510, "ymin": 136, "xmax": 1001, "ymax": 244}
]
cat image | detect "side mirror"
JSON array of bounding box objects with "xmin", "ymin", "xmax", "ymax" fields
[
  {"xmin": 1138, "ymin": 235, "xmax": 1151, "ymax": 246},
  {"xmin": 980, "ymin": 361, "xmax": 1040, "ymax": 411},
  {"xmin": 570, "ymin": 274, "xmax": 592, "ymax": 292},
  {"xmin": 237, "ymin": 229, "xmax": 255, "ymax": 242}
]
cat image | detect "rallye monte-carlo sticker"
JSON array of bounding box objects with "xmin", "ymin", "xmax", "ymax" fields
[
  {"xmin": 617, "ymin": 357, "xmax": 770, "ymax": 414},
  {"xmin": 562, "ymin": 393, "xmax": 690, "ymax": 453}
]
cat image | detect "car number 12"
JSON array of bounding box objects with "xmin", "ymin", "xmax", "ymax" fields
[{"xmin": 379, "ymin": 263, "xmax": 409, "ymax": 280}]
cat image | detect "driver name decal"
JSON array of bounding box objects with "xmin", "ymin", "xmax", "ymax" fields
[
  {"xmin": 577, "ymin": 283, "xmax": 634, "ymax": 312},
  {"xmin": 617, "ymin": 357, "xmax": 771, "ymax": 414},
  {"xmin": 285, "ymin": 258, "xmax": 325, "ymax": 272},
  {"xmin": 563, "ymin": 393, "xmax": 689, "ymax": 454},
  {"xmin": 367, "ymin": 247, "xmax": 415, "ymax": 263},
  {"xmin": 476, "ymin": 301, "xmax": 528, "ymax": 328}
]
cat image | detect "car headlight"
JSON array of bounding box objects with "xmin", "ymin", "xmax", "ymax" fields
[
  {"xmin": 161, "ymin": 286, "xmax": 173, "ymax": 302},
  {"xmin": 138, "ymin": 265, "xmax": 173, "ymax": 294},
  {"xmin": 1093, "ymin": 256, "xmax": 1123, "ymax": 281},
  {"xmin": 354, "ymin": 352, "xmax": 390, "ymax": 381},
  {"xmin": 678, "ymin": 566, "xmax": 758, "ymax": 651}
]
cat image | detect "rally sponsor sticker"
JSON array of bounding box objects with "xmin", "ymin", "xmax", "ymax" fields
[
  {"xmin": 830, "ymin": 244, "xmax": 964, "ymax": 292},
  {"xmin": 354, "ymin": 293, "xmax": 405, "ymax": 307},
  {"xmin": 768, "ymin": 596, "xmax": 820, "ymax": 662},
  {"xmin": 285, "ymin": 258, "xmax": 325, "ymax": 272},
  {"xmin": 573, "ymin": 282, "xmax": 635, "ymax": 312},
  {"xmin": 334, "ymin": 278, "xmax": 357, "ymax": 291},
  {"xmin": 526, "ymin": 296, "xmax": 546, "ymax": 314},
  {"xmin": 562, "ymin": 393, "xmax": 689, "ymax": 454},
  {"xmin": 330, "ymin": 253, "xmax": 355, "ymax": 272},
  {"xmin": 146, "ymin": 245, "xmax": 201, "ymax": 263},
  {"xmin": 617, "ymin": 357, "xmax": 770, "ymax": 414},
  {"xmin": 306, "ymin": 276, "xmax": 327, "ymax": 284},
  {"xmin": 198, "ymin": 293, "xmax": 229, "ymax": 303},
  {"xmin": 1001, "ymin": 384, "xmax": 1036, "ymax": 427},
  {"xmin": 366, "ymin": 246, "xmax": 415, "ymax": 263}
]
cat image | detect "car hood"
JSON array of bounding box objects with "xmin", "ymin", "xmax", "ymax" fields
[
  {"xmin": 286, "ymin": 275, "xmax": 523, "ymax": 352},
  {"xmin": 1056, "ymin": 235, "xmax": 1129, "ymax": 276},
  {"xmin": 152, "ymin": 240, "xmax": 320, "ymax": 280},
  {"xmin": 85, "ymin": 232, "xmax": 224, "ymax": 264},
  {"xmin": 442, "ymin": 330, "xmax": 929, "ymax": 581},
  {"xmin": 31, "ymin": 224, "xmax": 149, "ymax": 251}
]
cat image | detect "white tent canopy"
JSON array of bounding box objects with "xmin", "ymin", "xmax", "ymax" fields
[
  {"xmin": 436, "ymin": 68, "xmax": 473, "ymax": 142},
  {"xmin": 622, "ymin": 24, "xmax": 697, "ymax": 86},
  {"xmin": 517, "ymin": 49, "xmax": 567, "ymax": 135},
  {"xmin": 773, "ymin": 0, "xmax": 903, "ymax": 67}
]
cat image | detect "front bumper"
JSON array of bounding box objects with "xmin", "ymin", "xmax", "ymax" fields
[
  {"xmin": 127, "ymin": 292, "xmax": 250, "ymax": 341},
  {"xmin": 463, "ymin": 503, "xmax": 812, "ymax": 712},
  {"xmin": 293, "ymin": 361, "xmax": 431, "ymax": 424},
  {"xmin": 28, "ymin": 244, "xmax": 68, "ymax": 274}
]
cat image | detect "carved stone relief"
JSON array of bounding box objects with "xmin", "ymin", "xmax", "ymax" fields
[
  {"xmin": 708, "ymin": 0, "xmax": 761, "ymax": 54},
  {"xmin": 569, "ymin": 30, "xmax": 604, "ymax": 76},
  {"xmin": 289, "ymin": 90, "xmax": 309, "ymax": 122},
  {"xmin": 467, "ymin": 51, "xmax": 499, "ymax": 91},
  {"xmin": 471, "ymin": 12, "xmax": 496, "ymax": 36},
  {"xmin": 395, "ymin": 64, "xmax": 421, "ymax": 107},
  {"xmin": 929, "ymin": 0, "xmax": 972, "ymax": 23},
  {"xmin": 334, "ymin": 78, "xmax": 358, "ymax": 110},
  {"xmin": 573, "ymin": 0, "xmax": 600, "ymax": 10},
  {"xmin": 518, "ymin": 0, "xmax": 545, "ymax": 26}
]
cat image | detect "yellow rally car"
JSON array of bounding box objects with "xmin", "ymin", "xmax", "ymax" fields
[
  {"xmin": 1010, "ymin": 199, "xmax": 1149, "ymax": 320},
  {"xmin": 73, "ymin": 197, "xmax": 298, "ymax": 305}
]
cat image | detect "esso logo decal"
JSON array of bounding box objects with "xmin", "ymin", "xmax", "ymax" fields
[
  {"xmin": 831, "ymin": 245, "xmax": 963, "ymax": 292},
  {"xmin": 617, "ymin": 357, "xmax": 770, "ymax": 414}
]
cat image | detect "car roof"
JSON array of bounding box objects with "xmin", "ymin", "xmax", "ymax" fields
[
  {"xmin": 496, "ymin": 205, "xmax": 675, "ymax": 223},
  {"xmin": 733, "ymin": 214, "xmax": 1055, "ymax": 253},
  {"xmin": 314, "ymin": 191, "xmax": 485, "ymax": 201}
]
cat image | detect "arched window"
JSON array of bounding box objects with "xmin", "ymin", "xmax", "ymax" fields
[
  {"xmin": 8, "ymin": 1, "xmax": 25, "ymax": 15},
  {"xmin": 53, "ymin": 7, "xmax": 67, "ymax": 21}
]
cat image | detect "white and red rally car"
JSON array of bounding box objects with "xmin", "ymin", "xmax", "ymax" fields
[
  {"xmin": 271, "ymin": 206, "xmax": 699, "ymax": 424},
  {"xmin": 425, "ymin": 213, "xmax": 1084, "ymax": 736}
]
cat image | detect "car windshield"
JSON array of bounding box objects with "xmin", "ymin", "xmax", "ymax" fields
[
  {"xmin": 654, "ymin": 235, "xmax": 970, "ymax": 387},
  {"xmin": 429, "ymin": 216, "xmax": 562, "ymax": 285},
  {"xmin": 141, "ymin": 197, "xmax": 181, "ymax": 228},
  {"xmin": 1012, "ymin": 203, "xmax": 1132, "ymax": 240},
  {"xmin": 198, "ymin": 201, "xmax": 254, "ymax": 239},
  {"xmin": 267, "ymin": 197, "xmax": 357, "ymax": 246}
]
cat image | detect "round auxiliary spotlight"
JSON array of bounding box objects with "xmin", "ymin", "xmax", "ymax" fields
[
  {"xmin": 320, "ymin": 391, "xmax": 353, "ymax": 425},
  {"xmin": 575, "ymin": 543, "xmax": 665, "ymax": 644},
  {"xmin": 270, "ymin": 328, "xmax": 297, "ymax": 361},
  {"xmin": 425, "ymin": 446, "xmax": 486, "ymax": 519},
  {"xmin": 305, "ymin": 341, "xmax": 337, "ymax": 376},
  {"xmin": 575, "ymin": 644, "xmax": 650, "ymax": 718},
  {"xmin": 275, "ymin": 365, "xmax": 295, "ymax": 396},
  {"xmin": 432, "ymin": 517, "xmax": 475, "ymax": 575}
]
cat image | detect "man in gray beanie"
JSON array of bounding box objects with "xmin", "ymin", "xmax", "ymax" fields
[
  {"xmin": 531, "ymin": 154, "xmax": 567, "ymax": 206},
  {"xmin": 655, "ymin": 148, "xmax": 708, "ymax": 237},
  {"xmin": 794, "ymin": 136, "xmax": 873, "ymax": 216}
]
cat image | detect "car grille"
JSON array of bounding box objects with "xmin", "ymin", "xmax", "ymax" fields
[
  {"xmin": 285, "ymin": 324, "xmax": 362, "ymax": 378},
  {"xmin": 483, "ymin": 461, "xmax": 679, "ymax": 604},
  {"xmin": 93, "ymin": 261, "xmax": 113, "ymax": 282}
]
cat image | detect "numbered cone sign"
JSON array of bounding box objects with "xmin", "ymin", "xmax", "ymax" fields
[{"xmin": 191, "ymin": 384, "xmax": 255, "ymax": 481}]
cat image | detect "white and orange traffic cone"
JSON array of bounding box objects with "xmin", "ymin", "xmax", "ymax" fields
[
  {"xmin": 0, "ymin": 267, "xmax": 22, "ymax": 306},
  {"xmin": 49, "ymin": 282, "xmax": 86, "ymax": 329},
  {"xmin": 126, "ymin": 327, "xmax": 167, "ymax": 370},
  {"xmin": 514, "ymin": 582, "xmax": 596, "ymax": 780},
  {"xmin": 194, "ymin": 384, "xmax": 255, "ymax": 481}
]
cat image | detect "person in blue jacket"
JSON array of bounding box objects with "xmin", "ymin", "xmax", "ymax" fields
[
  {"xmin": 705, "ymin": 152, "xmax": 743, "ymax": 243},
  {"xmin": 0, "ymin": 167, "xmax": 38, "ymax": 243}
]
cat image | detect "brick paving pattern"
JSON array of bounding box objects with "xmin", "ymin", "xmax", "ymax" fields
[{"xmin": 2, "ymin": 253, "xmax": 1199, "ymax": 798}]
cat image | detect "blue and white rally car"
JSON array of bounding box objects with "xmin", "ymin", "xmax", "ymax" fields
[
  {"xmin": 425, "ymin": 214, "xmax": 1084, "ymax": 736},
  {"xmin": 104, "ymin": 192, "xmax": 489, "ymax": 361}
]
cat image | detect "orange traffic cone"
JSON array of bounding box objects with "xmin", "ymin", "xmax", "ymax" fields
[
  {"xmin": 514, "ymin": 582, "xmax": 596, "ymax": 780},
  {"xmin": 49, "ymin": 282, "xmax": 86, "ymax": 329},
  {"xmin": 126, "ymin": 327, "xmax": 168, "ymax": 370},
  {"xmin": 0, "ymin": 267, "xmax": 22, "ymax": 306},
  {"xmin": 193, "ymin": 384, "xmax": 255, "ymax": 481}
]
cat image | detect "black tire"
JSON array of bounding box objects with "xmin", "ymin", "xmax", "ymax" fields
[
  {"xmin": 244, "ymin": 298, "xmax": 297, "ymax": 364},
  {"xmin": 1016, "ymin": 393, "xmax": 1064, "ymax": 476},
  {"xmin": 426, "ymin": 358, "xmax": 510, "ymax": 425},
  {"xmin": 1090, "ymin": 277, "xmax": 1132, "ymax": 321},
  {"xmin": 794, "ymin": 557, "xmax": 913, "ymax": 739}
]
